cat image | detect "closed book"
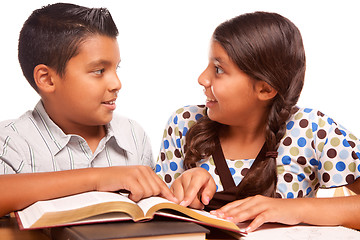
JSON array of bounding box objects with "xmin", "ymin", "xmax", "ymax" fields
[{"xmin": 48, "ymin": 219, "xmax": 210, "ymax": 240}]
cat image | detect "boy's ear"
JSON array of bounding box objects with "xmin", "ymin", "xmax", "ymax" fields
[
  {"xmin": 33, "ymin": 64, "xmax": 56, "ymax": 93},
  {"xmin": 256, "ymin": 81, "xmax": 278, "ymax": 101}
]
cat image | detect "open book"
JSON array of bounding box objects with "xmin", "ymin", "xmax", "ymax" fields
[{"xmin": 15, "ymin": 191, "xmax": 245, "ymax": 234}]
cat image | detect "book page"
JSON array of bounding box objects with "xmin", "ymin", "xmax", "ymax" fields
[
  {"xmin": 136, "ymin": 196, "xmax": 174, "ymax": 214},
  {"xmin": 240, "ymin": 224, "xmax": 360, "ymax": 240}
]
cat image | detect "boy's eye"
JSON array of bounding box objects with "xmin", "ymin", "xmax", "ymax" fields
[
  {"xmin": 215, "ymin": 66, "xmax": 224, "ymax": 74},
  {"xmin": 94, "ymin": 69, "xmax": 105, "ymax": 75}
]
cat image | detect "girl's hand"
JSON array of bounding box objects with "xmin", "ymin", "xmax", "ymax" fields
[
  {"xmin": 211, "ymin": 195, "xmax": 303, "ymax": 233},
  {"xmin": 170, "ymin": 167, "xmax": 216, "ymax": 209}
]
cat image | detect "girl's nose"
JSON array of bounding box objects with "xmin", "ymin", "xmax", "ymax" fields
[{"xmin": 198, "ymin": 68, "xmax": 211, "ymax": 88}]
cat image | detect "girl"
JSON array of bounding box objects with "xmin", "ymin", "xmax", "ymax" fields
[{"xmin": 156, "ymin": 11, "xmax": 360, "ymax": 232}]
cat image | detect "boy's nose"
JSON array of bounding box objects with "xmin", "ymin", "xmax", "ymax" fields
[{"xmin": 111, "ymin": 73, "xmax": 122, "ymax": 91}]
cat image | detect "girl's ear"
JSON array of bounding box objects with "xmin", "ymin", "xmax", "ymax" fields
[
  {"xmin": 33, "ymin": 64, "xmax": 56, "ymax": 93},
  {"xmin": 256, "ymin": 81, "xmax": 278, "ymax": 101}
]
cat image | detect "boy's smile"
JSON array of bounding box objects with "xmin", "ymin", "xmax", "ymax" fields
[{"xmin": 43, "ymin": 35, "xmax": 121, "ymax": 137}]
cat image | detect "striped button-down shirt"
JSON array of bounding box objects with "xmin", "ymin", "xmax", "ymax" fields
[{"xmin": 0, "ymin": 101, "xmax": 153, "ymax": 174}]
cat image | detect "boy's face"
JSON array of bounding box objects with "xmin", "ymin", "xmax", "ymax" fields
[{"xmin": 50, "ymin": 35, "xmax": 121, "ymax": 131}]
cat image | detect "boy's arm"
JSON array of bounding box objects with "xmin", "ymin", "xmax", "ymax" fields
[{"xmin": 0, "ymin": 165, "xmax": 177, "ymax": 217}]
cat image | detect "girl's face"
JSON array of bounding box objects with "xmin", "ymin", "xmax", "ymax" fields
[{"xmin": 198, "ymin": 41, "xmax": 264, "ymax": 127}]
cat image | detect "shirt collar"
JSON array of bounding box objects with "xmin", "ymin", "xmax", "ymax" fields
[{"xmin": 33, "ymin": 101, "xmax": 133, "ymax": 155}]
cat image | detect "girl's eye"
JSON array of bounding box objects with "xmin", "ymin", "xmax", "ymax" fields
[
  {"xmin": 215, "ymin": 66, "xmax": 224, "ymax": 74},
  {"xmin": 94, "ymin": 69, "xmax": 105, "ymax": 75}
]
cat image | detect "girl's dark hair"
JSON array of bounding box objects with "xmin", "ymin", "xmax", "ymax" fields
[
  {"xmin": 184, "ymin": 12, "xmax": 306, "ymax": 198},
  {"xmin": 18, "ymin": 3, "xmax": 119, "ymax": 92}
]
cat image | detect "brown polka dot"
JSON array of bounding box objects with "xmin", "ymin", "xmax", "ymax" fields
[
  {"xmin": 299, "ymin": 119, "xmax": 309, "ymax": 128},
  {"xmin": 174, "ymin": 149, "xmax": 181, "ymax": 158},
  {"xmin": 275, "ymin": 192, "xmax": 283, "ymax": 198},
  {"xmin": 182, "ymin": 111, "xmax": 191, "ymax": 119},
  {"xmin": 297, "ymin": 190, "xmax": 303, "ymax": 198},
  {"xmin": 334, "ymin": 128, "xmax": 342, "ymax": 135},
  {"xmin": 309, "ymin": 172, "xmax": 315, "ymax": 181},
  {"xmin": 322, "ymin": 172, "xmax": 330, "ymax": 182},
  {"xmin": 164, "ymin": 174, "xmax": 172, "ymax": 183},
  {"xmin": 168, "ymin": 127, "xmax": 173, "ymax": 135},
  {"xmin": 348, "ymin": 141, "xmax": 356, "ymax": 148},
  {"xmin": 317, "ymin": 129, "xmax": 327, "ymax": 139},
  {"xmin": 317, "ymin": 111, "xmax": 324, "ymax": 117},
  {"xmin": 161, "ymin": 152, "xmax": 166, "ymax": 161},
  {"xmin": 214, "ymin": 167, "xmax": 219, "ymax": 175},
  {"xmin": 326, "ymin": 148, "xmax": 337, "ymax": 158},
  {"xmin": 283, "ymin": 137, "xmax": 292, "ymax": 146},
  {"xmin": 311, "ymin": 140, "xmax": 315, "ymax": 149},
  {"xmin": 241, "ymin": 168, "xmax": 249, "ymax": 176},
  {"xmin": 352, "ymin": 151, "xmax": 359, "ymax": 160},
  {"xmin": 346, "ymin": 175, "xmax": 355, "ymax": 184},
  {"xmin": 297, "ymin": 156, "xmax": 306, "ymax": 165},
  {"xmin": 198, "ymin": 104, "xmax": 205, "ymax": 108},
  {"xmin": 314, "ymin": 183, "xmax": 320, "ymax": 190},
  {"xmin": 284, "ymin": 173, "xmax": 293, "ymax": 183}
]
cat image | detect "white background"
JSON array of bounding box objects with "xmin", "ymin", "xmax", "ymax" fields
[{"xmin": 0, "ymin": 0, "xmax": 359, "ymax": 156}]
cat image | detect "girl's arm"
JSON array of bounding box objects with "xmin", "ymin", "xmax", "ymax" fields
[
  {"xmin": 212, "ymin": 180, "xmax": 360, "ymax": 233},
  {"xmin": 0, "ymin": 166, "xmax": 176, "ymax": 217}
]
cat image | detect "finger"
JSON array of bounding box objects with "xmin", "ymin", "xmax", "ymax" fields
[
  {"xmin": 181, "ymin": 175, "xmax": 208, "ymax": 207},
  {"xmin": 127, "ymin": 179, "xmax": 145, "ymax": 202},
  {"xmin": 200, "ymin": 178, "xmax": 216, "ymax": 205},
  {"xmin": 188, "ymin": 194, "xmax": 204, "ymax": 209},
  {"xmin": 170, "ymin": 179, "xmax": 186, "ymax": 203},
  {"xmin": 245, "ymin": 212, "xmax": 268, "ymax": 233}
]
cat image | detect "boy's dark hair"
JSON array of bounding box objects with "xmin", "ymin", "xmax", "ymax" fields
[{"xmin": 18, "ymin": 3, "xmax": 119, "ymax": 92}]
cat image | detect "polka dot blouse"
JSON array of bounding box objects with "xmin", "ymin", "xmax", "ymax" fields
[{"xmin": 156, "ymin": 105, "xmax": 360, "ymax": 198}]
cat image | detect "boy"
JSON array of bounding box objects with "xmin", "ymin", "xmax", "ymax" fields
[{"xmin": 0, "ymin": 3, "xmax": 175, "ymax": 217}]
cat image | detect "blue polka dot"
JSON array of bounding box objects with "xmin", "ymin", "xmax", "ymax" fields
[
  {"xmin": 291, "ymin": 128, "xmax": 300, "ymax": 137},
  {"xmin": 357, "ymin": 152, "xmax": 360, "ymax": 160},
  {"xmin": 162, "ymin": 163, "xmax": 169, "ymax": 173},
  {"xmin": 327, "ymin": 118, "xmax": 334, "ymax": 125},
  {"xmin": 290, "ymin": 164, "xmax": 300, "ymax": 174},
  {"xmin": 309, "ymin": 158, "xmax": 318, "ymax": 166},
  {"xmin": 287, "ymin": 192, "xmax": 294, "ymax": 198},
  {"xmin": 297, "ymin": 173, "xmax": 305, "ymax": 182},
  {"xmin": 282, "ymin": 155, "xmax": 291, "ymax": 165},
  {"xmin": 343, "ymin": 139, "xmax": 350, "ymax": 147},
  {"xmin": 333, "ymin": 174, "xmax": 343, "ymax": 184},
  {"xmin": 336, "ymin": 161, "xmax": 346, "ymax": 171},
  {"xmin": 339, "ymin": 150, "xmax": 349, "ymax": 160},
  {"xmin": 312, "ymin": 122, "xmax": 318, "ymax": 132},
  {"xmin": 277, "ymin": 146, "xmax": 284, "ymax": 156},
  {"xmin": 216, "ymin": 185, "xmax": 219, "ymax": 191},
  {"xmin": 170, "ymin": 162, "xmax": 178, "ymax": 171},
  {"xmin": 304, "ymin": 148, "xmax": 313, "ymax": 158},
  {"xmin": 286, "ymin": 121, "xmax": 294, "ymax": 130},
  {"xmin": 173, "ymin": 115, "xmax": 178, "ymax": 124},
  {"xmin": 183, "ymin": 127, "xmax": 188, "ymax": 136},
  {"xmin": 304, "ymin": 108, "xmax": 313, "ymax": 113},
  {"xmin": 233, "ymin": 176, "xmax": 242, "ymax": 186},
  {"xmin": 176, "ymin": 139, "xmax": 181, "ymax": 148},
  {"xmin": 164, "ymin": 140, "xmax": 169, "ymax": 149},
  {"xmin": 278, "ymin": 183, "xmax": 287, "ymax": 193},
  {"xmin": 297, "ymin": 137, "xmax": 306, "ymax": 147},
  {"xmin": 195, "ymin": 114, "xmax": 203, "ymax": 120},
  {"xmin": 178, "ymin": 120, "xmax": 185, "ymax": 130},
  {"xmin": 358, "ymin": 164, "xmax": 360, "ymax": 172},
  {"xmin": 200, "ymin": 163, "xmax": 210, "ymax": 171},
  {"xmin": 306, "ymin": 187, "xmax": 312, "ymax": 195},
  {"xmin": 302, "ymin": 180, "xmax": 309, "ymax": 189},
  {"xmin": 340, "ymin": 130, "xmax": 347, "ymax": 136},
  {"xmin": 229, "ymin": 168, "xmax": 235, "ymax": 175},
  {"xmin": 155, "ymin": 164, "xmax": 161, "ymax": 173},
  {"xmin": 318, "ymin": 161, "xmax": 322, "ymax": 170},
  {"xmin": 189, "ymin": 106, "xmax": 199, "ymax": 112}
]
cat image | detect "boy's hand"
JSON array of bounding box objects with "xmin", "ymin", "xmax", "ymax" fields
[
  {"xmin": 170, "ymin": 167, "xmax": 216, "ymax": 209},
  {"xmin": 94, "ymin": 166, "xmax": 177, "ymax": 203}
]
